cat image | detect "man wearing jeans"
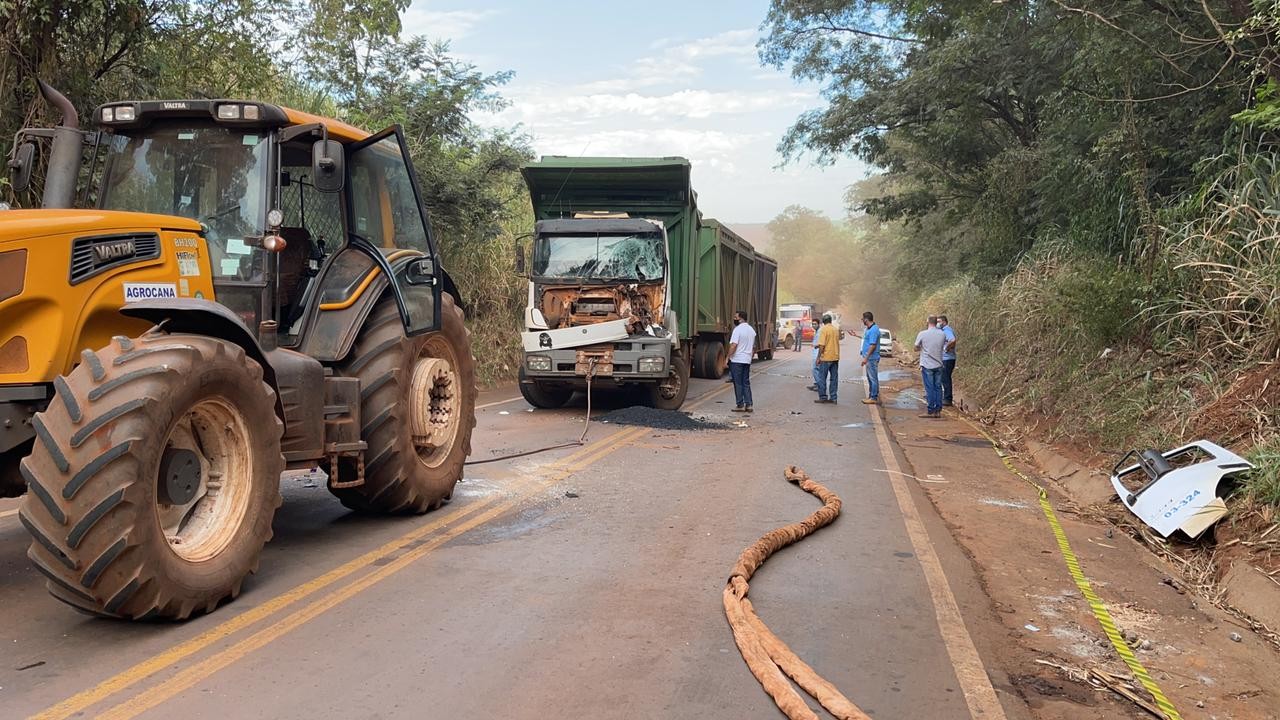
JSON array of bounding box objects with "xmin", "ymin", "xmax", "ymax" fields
[
  {"xmin": 813, "ymin": 314, "xmax": 840, "ymax": 404},
  {"xmin": 914, "ymin": 316, "xmax": 946, "ymax": 418},
  {"xmin": 728, "ymin": 309, "xmax": 756, "ymax": 412},
  {"xmin": 807, "ymin": 318, "xmax": 822, "ymax": 391},
  {"xmin": 939, "ymin": 315, "xmax": 957, "ymax": 406},
  {"xmin": 859, "ymin": 311, "xmax": 880, "ymax": 404}
]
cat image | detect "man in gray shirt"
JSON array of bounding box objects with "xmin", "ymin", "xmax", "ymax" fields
[{"xmin": 914, "ymin": 316, "xmax": 946, "ymax": 418}]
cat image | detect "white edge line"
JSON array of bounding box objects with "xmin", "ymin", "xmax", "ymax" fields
[{"xmin": 865, "ymin": 375, "xmax": 1008, "ymax": 719}]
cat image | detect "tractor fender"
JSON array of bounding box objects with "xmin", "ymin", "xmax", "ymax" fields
[{"xmin": 118, "ymin": 298, "xmax": 283, "ymax": 420}]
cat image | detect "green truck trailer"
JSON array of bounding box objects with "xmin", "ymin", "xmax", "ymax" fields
[{"xmin": 518, "ymin": 156, "xmax": 777, "ymax": 410}]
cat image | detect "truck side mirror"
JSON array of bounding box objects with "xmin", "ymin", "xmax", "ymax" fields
[
  {"xmin": 9, "ymin": 142, "xmax": 36, "ymax": 193},
  {"xmin": 312, "ymin": 139, "xmax": 344, "ymax": 193},
  {"xmin": 515, "ymin": 244, "xmax": 526, "ymax": 275}
]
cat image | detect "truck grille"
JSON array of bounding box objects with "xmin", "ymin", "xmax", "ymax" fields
[{"xmin": 70, "ymin": 233, "xmax": 161, "ymax": 285}]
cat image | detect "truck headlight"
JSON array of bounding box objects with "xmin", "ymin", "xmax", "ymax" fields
[
  {"xmin": 638, "ymin": 357, "xmax": 665, "ymax": 373},
  {"xmin": 527, "ymin": 355, "xmax": 552, "ymax": 372}
]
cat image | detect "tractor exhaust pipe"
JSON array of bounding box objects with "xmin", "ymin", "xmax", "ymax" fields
[{"xmin": 36, "ymin": 79, "xmax": 82, "ymax": 209}]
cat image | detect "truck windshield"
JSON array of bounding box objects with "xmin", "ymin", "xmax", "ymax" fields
[
  {"xmin": 98, "ymin": 124, "xmax": 270, "ymax": 280},
  {"xmin": 533, "ymin": 233, "xmax": 665, "ymax": 282},
  {"xmin": 780, "ymin": 309, "xmax": 807, "ymax": 319}
]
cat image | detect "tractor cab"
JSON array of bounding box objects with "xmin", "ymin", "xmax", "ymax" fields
[{"xmin": 87, "ymin": 99, "xmax": 442, "ymax": 343}]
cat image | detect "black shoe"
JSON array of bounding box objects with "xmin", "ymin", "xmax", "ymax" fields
[
  {"xmin": 806, "ymin": 385, "xmax": 818, "ymax": 391},
  {"xmin": 814, "ymin": 398, "xmax": 831, "ymax": 404},
  {"xmin": 732, "ymin": 406, "xmax": 747, "ymax": 413},
  {"xmin": 745, "ymin": 406, "xmax": 753, "ymax": 413}
]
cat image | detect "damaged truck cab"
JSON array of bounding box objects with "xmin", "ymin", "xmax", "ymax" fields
[
  {"xmin": 520, "ymin": 215, "xmax": 685, "ymax": 410},
  {"xmin": 518, "ymin": 157, "xmax": 777, "ymax": 411}
]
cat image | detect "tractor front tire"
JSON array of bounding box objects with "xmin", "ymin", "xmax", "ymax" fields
[
  {"xmin": 333, "ymin": 293, "xmax": 475, "ymax": 514},
  {"xmin": 19, "ymin": 334, "xmax": 283, "ymax": 619}
]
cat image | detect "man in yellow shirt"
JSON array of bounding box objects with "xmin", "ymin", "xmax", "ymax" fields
[{"xmin": 814, "ymin": 314, "xmax": 841, "ymax": 404}]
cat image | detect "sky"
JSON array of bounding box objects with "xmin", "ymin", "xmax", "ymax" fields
[{"xmin": 399, "ymin": 0, "xmax": 871, "ymax": 224}]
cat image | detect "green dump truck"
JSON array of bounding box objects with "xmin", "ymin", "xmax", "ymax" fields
[{"xmin": 518, "ymin": 156, "xmax": 777, "ymax": 410}]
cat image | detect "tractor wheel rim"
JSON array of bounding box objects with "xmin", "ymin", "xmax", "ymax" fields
[
  {"xmin": 410, "ymin": 353, "xmax": 461, "ymax": 468},
  {"xmin": 155, "ymin": 397, "xmax": 253, "ymax": 563}
]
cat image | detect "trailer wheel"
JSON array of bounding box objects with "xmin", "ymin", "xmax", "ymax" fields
[
  {"xmin": 646, "ymin": 352, "xmax": 690, "ymax": 410},
  {"xmin": 19, "ymin": 334, "xmax": 283, "ymax": 619},
  {"xmin": 518, "ymin": 368, "xmax": 572, "ymax": 409},
  {"xmin": 694, "ymin": 339, "xmax": 727, "ymax": 379},
  {"xmin": 758, "ymin": 348, "xmax": 774, "ymax": 361},
  {"xmin": 333, "ymin": 294, "xmax": 475, "ymax": 514}
]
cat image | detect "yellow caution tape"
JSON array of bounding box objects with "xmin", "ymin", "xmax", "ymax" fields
[{"xmin": 952, "ymin": 413, "xmax": 1182, "ymax": 720}]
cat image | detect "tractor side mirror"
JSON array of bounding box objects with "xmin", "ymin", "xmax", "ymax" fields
[
  {"xmin": 9, "ymin": 142, "xmax": 36, "ymax": 193},
  {"xmin": 312, "ymin": 139, "xmax": 344, "ymax": 193},
  {"xmin": 515, "ymin": 244, "xmax": 526, "ymax": 275}
]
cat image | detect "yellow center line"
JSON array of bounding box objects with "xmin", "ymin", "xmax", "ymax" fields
[
  {"xmin": 93, "ymin": 429, "xmax": 647, "ymax": 720},
  {"xmin": 31, "ymin": 424, "xmax": 643, "ymax": 720}
]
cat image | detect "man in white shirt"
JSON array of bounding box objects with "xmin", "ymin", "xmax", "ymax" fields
[
  {"xmin": 727, "ymin": 309, "xmax": 757, "ymax": 412},
  {"xmin": 914, "ymin": 316, "xmax": 946, "ymax": 418}
]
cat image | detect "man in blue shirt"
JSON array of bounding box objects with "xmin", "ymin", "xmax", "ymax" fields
[
  {"xmin": 939, "ymin": 315, "xmax": 957, "ymax": 407},
  {"xmin": 859, "ymin": 311, "xmax": 880, "ymax": 404}
]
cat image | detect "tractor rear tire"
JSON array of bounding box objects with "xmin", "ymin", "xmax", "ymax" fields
[
  {"xmin": 19, "ymin": 334, "xmax": 283, "ymax": 619},
  {"xmin": 332, "ymin": 293, "xmax": 475, "ymax": 514},
  {"xmin": 518, "ymin": 368, "xmax": 572, "ymax": 409}
]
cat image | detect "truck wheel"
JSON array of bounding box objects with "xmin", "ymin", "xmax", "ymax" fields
[
  {"xmin": 19, "ymin": 334, "xmax": 283, "ymax": 619},
  {"xmin": 782, "ymin": 333, "xmax": 794, "ymax": 350},
  {"xmin": 333, "ymin": 293, "xmax": 475, "ymax": 514},
  {"xmin": 646, "ymin": 352, "xmax": 690, "ymax": 410},
  {"xmin": 694, "ymin": 339, "xmax": 727, "ymax": 379},
  {"xmin": 518, "ymin": 368, "xmax": 572, "ymax": 409}
]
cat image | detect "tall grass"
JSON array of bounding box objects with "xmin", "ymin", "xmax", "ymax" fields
[{"xmin": 1151, "ymin": 152, "xmax": 1280, "ymax": 364}]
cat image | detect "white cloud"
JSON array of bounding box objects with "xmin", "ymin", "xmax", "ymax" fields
[
  {"xmin": 487, "ymin": 88, "xmax": 812, "ymax": 125},
  {"xmin": 401, "ymin": 6, "xmax": 497, "ymax": 40},
  {"xmin": 577, "ymin": 28, "xmax": 758, "ymax": 92}
]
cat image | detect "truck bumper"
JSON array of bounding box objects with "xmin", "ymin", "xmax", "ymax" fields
[{"xmin": 523, "ymin": 338, "xmax": 673, "ymax": 386}]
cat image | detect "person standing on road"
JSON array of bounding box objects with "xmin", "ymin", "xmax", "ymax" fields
[
  {"xmin": 728, "ymin": 309, "xmax": 756, "ymax": 412},
  {"xmin": 860, "ymin": 311, "xmax": 881, "ymax": 405},
  {"xmin": 792, "ymin": 316, "xmax": 804, "ymax": 352},
  {"xmin": 808, "ymin": 317, "xmax": 822, "ymax": 391},
  {"xmin": 914, "ymin": 316, "xmax": 946, "ymax": 418},
  {"xmin": 814, "ymin": 314, "xmax": 840, "ymax": 404},
  {"xmin": 938, "ymin": 315, "xmax": 957, "ymax": 407}
]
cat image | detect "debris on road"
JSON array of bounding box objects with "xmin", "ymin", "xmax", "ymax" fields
[
  {"xmin": 597, "ymin": 406, "xmax": 727, "ymax": 430},
  {"xmin": 1110, "ymin": 441, "xmax": 1254, "ymax": 538}
]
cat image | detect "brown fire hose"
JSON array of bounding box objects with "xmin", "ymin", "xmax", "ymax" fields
[{"xmin": 723, "ymin": 466, "xmax": 872, "ymax": 720}]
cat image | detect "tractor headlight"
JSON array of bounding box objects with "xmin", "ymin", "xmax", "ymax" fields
[
  {"xmin": 527, "ymin": 355, "xmax": 552, "ymax": 372},
  {"xmin": 638, "ymin": 357, "xmax": 665, "ymax": 373}
]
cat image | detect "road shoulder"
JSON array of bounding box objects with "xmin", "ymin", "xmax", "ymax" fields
[{"xmin": 877, "ymin": 368, "xmax": 1279, "ymax": 719}]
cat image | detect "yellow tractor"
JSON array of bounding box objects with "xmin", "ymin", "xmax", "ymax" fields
[{"xmin": 1, "ymin": 84, "xmax": 476, "ymax": 619}]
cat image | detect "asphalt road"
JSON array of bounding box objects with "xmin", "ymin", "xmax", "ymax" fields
[{"xmin": 0, "ymin": 345, "xmax": 1018, "ymax": 719}]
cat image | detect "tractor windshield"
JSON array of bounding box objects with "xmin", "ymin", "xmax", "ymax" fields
[{"xmin": 98, "ymin": 124, "xmax": 270, "ymax": 280}]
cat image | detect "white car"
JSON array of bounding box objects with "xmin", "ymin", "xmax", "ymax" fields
[{"xmin": 878, "ymin": 328, "xmax": 894, "ymax": 357}]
